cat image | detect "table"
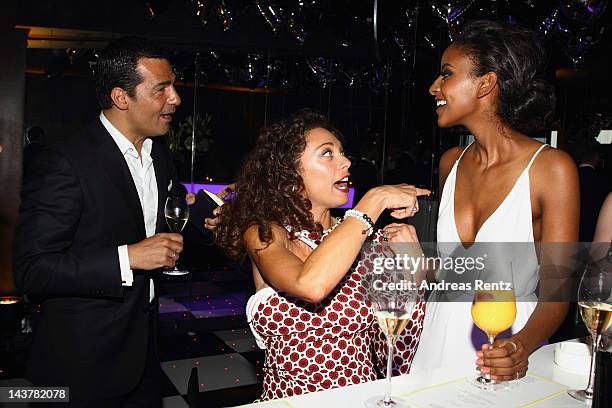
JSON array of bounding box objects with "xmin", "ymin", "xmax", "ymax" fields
[{"xmin": 236, "ymin": 342, "xmax": 590, "ymax": 407}]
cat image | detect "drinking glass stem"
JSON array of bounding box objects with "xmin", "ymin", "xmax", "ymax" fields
[
  {"xmin": 384, "ymin": 334, "xmax": 394, "ymax": 406},
  {"xmin": 584, "ymin": 333, "xmax": 601, "ymax": 398},
  {"xmin": 484, "ymin": 334, "xmax": 496, "ymax": 382}
]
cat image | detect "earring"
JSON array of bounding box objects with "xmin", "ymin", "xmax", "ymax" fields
[{"xmin": 291, "ymin": 185, "xmax": 297, "ymax": 192}]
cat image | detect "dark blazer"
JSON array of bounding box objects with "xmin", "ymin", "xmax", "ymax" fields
[
  {"xmin": 578, "ymin": 166, "xmax": 610, "ymax": 242},
  {"xmin": 13, "ymin": 118, "xmax": 179, "ymax": 400}
]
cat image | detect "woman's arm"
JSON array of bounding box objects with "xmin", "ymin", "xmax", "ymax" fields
[{"xmin": 246, "ymin": 185, "xmax": 430, "ymax": 303}]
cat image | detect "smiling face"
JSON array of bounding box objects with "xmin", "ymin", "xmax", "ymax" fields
[
  {"xmin": 299, "ymin": 127, "xmax": 351, "ymax": 210},
  {"xmin": 429, "ymin": 45, "xmax": 485, "ymax": 129},
  {"xmin": 126, "ymin": 57, "xmax": 181, "ymax": 138}
]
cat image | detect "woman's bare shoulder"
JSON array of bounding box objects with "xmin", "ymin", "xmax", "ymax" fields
[
  {"xmin": 530, "ymin": 145, "xmax": 577, "ymax": 179},
  {"xmin": 244, "ymin": 222, "xmax": 288, "ymax": 251}
]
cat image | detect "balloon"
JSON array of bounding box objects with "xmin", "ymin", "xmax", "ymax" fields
[
  {"xmin": 245, "ymin": 54, "xmax": 265, "ymax": 88},
  {"xmin": 422, "ymin": 35, "xmax": 437, "ymax": 49},
  {"xmin": 430, "ymin": 0, "xmax": 476, "ymax": 24},
  {"xmin": 209, "ymin": 51, "xmax": 232, "ymax": 79},
  {"xmin": 286, "ymin": 10, "xmax": 309, "ymax": 44},
  {"xmin": 447, "ymin": 17, "xmax": 464, "ymax": 41},
  {"xmin": 503, "ymin": 0, "xmax": 558, "ymax": 28},
  {"xmin": 393, "ymin": 5, "xmax": 418, "ymax": 61},
  {"xmin": 306, "ymin": 57, "xmax": 336, "ymax": 88},
  {"xmin": 216, "ymin": 0, "xmax": 233, "ymax": 31},
  {"xmin": 340, "ymin": 66, "xmax": 359, "ymax": 87},
  {"xmin": 561, "ymin": 0, "xmax": 608, "ymax": 27},
  {"xmin": 367, "ymin": 65, "xmax": 386, "ymax": 94},
  {"xmin": 335, "ymin": 62, "xmax": 369, "ymax": 87},
  {"xmin": 192, "ymin": 0, "xmax": 211, "ymax": 27},
  {"xmin": 297, "ymin": 0, "xmax": 317, "ymax": 7},
  {"xmin": 144, "ymin": 0, "xmax": 171, "ymax": 20},
  {"xmin": 561, "ymin": 25, "xmax": 606, "ymax": 66},
  {"xmin": 471, "ymin": 0, "xmax": 502, "ymax": 19},
  {"xmin": 393, "ymin": 30, "xmax": 414, "ymax": 62},
  {"xmin": 563, "ymin": 33, "xmax": 592, "ymax": 66},
  {"xmin": 254, "ymin": 0, "xmax": 285, "ymax": 33},
  {"xmin": 538, "ymin": 7, "xmax": 561, "ymax": 36}
]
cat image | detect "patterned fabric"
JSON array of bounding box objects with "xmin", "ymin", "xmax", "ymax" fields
[{"xmin": 249, "ymin": 229, "xmax": 425, "ymax": 400}]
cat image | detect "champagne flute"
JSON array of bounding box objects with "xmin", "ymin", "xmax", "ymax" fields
[
  {"xmin": 366, "ymin": 269, "xmax": 416, "ymax": 408},
  {"xmin": 163, "ymin": 194, "xmax": 190, "ymax": 276},
  {"xmin": 568, "ymin": 264, "xmax": 612, "ymax": 402},
  {"xmin": 471, "ymin": 263, "xmax": 517, "ymax": 390}
]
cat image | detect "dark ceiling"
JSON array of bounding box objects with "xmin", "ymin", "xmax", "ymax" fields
[
  {"xmin": 14, "ymin": 1, "xmax": 612, "ymax": 92},
  {"xmin": 13, "ymin": 1, "xmax": 612, "ymax": 136}
]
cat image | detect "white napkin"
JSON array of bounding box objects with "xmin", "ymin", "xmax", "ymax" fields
[{"xmin": 554, "ymin": 339, "xmax": 591, "ymax": 375}]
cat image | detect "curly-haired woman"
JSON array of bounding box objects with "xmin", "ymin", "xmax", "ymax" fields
[
  {"xmin": 214, "ymin": 109, "xmax": 430, "ymax": 400},
  {"xmin": 405, "ymin": 20, "xmax": 579, "ymax": 381}
]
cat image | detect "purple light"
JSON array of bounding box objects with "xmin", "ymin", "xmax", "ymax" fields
[{"xmin": 182, "ymin": 183, "xmax": 355, "ymax": 208}]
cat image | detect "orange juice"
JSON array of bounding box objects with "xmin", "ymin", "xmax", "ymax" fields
[{"xmin": 471, "ymin": 290, "xmax": 517, "ymax": 336}]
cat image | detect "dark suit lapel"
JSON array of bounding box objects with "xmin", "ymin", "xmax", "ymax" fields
[
  {"xmin": 90, "ymin": 120, "xmax": 146, "ymax": 237},
  {"xmin": 151, "ymin": 141, "xmax": 170, "ymax": 234}
]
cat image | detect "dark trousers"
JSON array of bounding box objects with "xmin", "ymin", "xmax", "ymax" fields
[{"xmin": 47, "ymin": 311, "xmax": 163, "ymax": 408}]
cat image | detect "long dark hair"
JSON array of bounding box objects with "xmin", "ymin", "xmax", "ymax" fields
[
  {"xmin": 215, "ymin": 109, "xmax": 343, "ymax": 259},
  {"xmin": 454, "ymin": 20, "xmax": 555, "ymax": 137}
]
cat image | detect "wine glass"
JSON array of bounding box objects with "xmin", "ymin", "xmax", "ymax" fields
[
  {"xmin": 366, "ymin": 269, "xmax": 416, "ymax": 408},
  {"xmin": 568, "ymin": 264, "xmax": 612, "ymax": 402},
  {"xmin": 471, "ymin": 262, "xmax": 517, "ymax": 390},
  {"xmin": 163, "ymin": 194, "xmax": 190, "ymax": 276}
]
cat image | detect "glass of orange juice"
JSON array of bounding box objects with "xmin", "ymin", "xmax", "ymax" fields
[{"xmin": 471, "ymin": 262, "xmax": 517, "ymax": 390}]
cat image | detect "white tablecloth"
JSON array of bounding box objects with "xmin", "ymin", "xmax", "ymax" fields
[{"xmin": 236, "ymin": 341, "xmax": 590, "ymax": 408}]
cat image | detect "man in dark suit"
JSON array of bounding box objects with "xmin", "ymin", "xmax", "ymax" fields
[
  {"xmin": 577, "ymin": 139, "xmax": 610, "ymax": 242},
  {"xmin": 13, "ymin": 37, "xmax": 184, "ymax": 407}
]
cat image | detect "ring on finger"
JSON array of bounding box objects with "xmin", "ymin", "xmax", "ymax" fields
[
  {"xmin": 514, "ymin": 372, "xmax": 520, "ymax": 380},
  {"xmin": 508, "ymin": 340, "xmax": 518, "ymax": 354}
]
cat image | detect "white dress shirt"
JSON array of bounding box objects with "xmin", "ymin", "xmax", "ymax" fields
[{"xmin": 100, "ymin": 112, "xmax": 157, "ymax": 302}]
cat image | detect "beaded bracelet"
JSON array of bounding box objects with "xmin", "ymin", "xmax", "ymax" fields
[{"xmin": 344, "ymin": 209, "xmax": 374, "ymax": 236}]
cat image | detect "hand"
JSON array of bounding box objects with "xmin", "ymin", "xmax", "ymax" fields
[
  {"xmin": 375, "ymin": 184, "xmax": 431, "ymax": 219},
  {"xmin": 382, "ymin": 223, "xmax": 420, "ymax": 243},
  {"xmin": 186, "ymin": 193, "xmax": 196, "ymax": 205},
  {"xmin": 204, "ymin": 206, "xmax": 223, "ymax": 231},
  {"xmin": 127, "ymin": 233, "xmax": 184, "ymax": 270},
  {"xmin": 382, "ymin": 223, "xmax": 425, "ymax": 282},
  {"xmin": 218, "ymin": 183, "xmax": 235, "ymax": 200},
  {"xmin": 476, "ymin": 337, "xmax": 528, "ymax": 382},
  {"xmin": 203, "ymin": 183, "xmax": 234, "ymax": 231}
]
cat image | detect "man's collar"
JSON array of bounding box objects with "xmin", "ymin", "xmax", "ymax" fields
[{"xmin": 99, "ymin": 112, "xmax": 152, "ymax": 158}]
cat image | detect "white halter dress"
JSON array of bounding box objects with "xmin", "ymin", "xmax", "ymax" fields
[{"xmin": 410, "ymin": 143, "xmax": 548, "ymax": 372}]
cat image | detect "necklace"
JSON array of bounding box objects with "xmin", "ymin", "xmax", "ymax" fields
[{"xmin": 286, "ymin": 219, "xmax": 342, "ymax": 250}]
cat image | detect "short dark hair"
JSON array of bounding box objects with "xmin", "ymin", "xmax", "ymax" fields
[
  {"xmin": 454, "ymin": 20, "xmax": 555, "ymax": 137},
  {"xmin": 94, "ymin": 36, "xmax": 170, "ymax": 110}
]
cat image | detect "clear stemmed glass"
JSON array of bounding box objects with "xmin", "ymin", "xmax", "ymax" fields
[
  {"xmin": 471, "ymin": 263, "xmax": 517, "ymax": 390},
  {"xmin": 366, "ymin": 268, "xmax": 416, "ymax": 408},
  {"xmin": 568, "ymin": 264, "xmax": 612, "ymax": 402},
  {"xmin": 163, "ymin": 194, "xmax": 190, "ymax": 276}
]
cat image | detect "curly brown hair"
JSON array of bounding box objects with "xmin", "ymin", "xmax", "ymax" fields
[{"xmin": 214, "ymin": 109, "xmax": 343, "ymax": 259}]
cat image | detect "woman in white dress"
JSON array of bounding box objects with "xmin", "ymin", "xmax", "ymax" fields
[{"xmin": 386, "ymin": 20, "xmax": 579, "ymax": 382}]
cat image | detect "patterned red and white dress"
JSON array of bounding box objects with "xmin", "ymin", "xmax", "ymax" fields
[{"xmin": 246, "ymin": 228, "xmax": 426, "ymax": 400}]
